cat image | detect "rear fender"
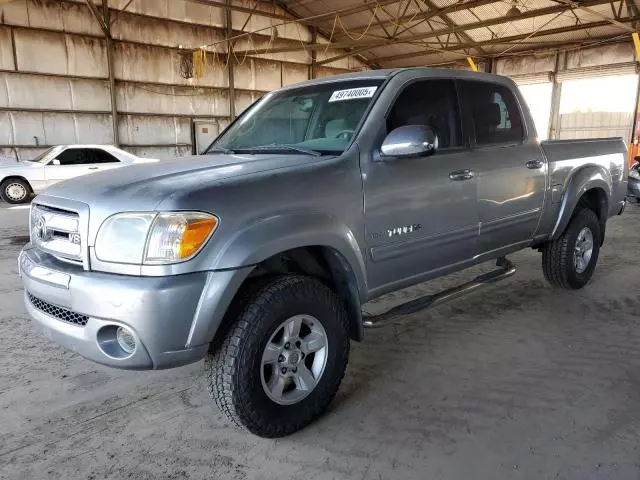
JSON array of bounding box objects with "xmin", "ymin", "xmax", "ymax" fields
[{"xmin": 551, "ymin": 166, "xmax": 611, "ymax": 239}]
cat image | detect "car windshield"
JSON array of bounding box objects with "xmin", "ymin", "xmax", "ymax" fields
[
  {"xmin": 208, "ymin": 80, "xmax": 384, "ymax": 156},
  {"xmin": 30, "ymin": 146, "xmax": 61, "ymax": 164}
]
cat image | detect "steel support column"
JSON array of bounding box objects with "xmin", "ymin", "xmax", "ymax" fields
[
  {"xmin": 630, "ymin": 66, "xmax": 640, "ymax": 164},
  {"xmin": 310, "ymin": 27, "xmax": 317, "ymax": 79},
  {"xmin": 548, "ymin": 52, "xmax": 564, "ymax": 140},
  {"xmin": 225, "ymin": 0, "xmax": 236, "ymax": 119},
  {"xmin": 92, "ymin": 0, "xmax": 119, "ymax": 146}
]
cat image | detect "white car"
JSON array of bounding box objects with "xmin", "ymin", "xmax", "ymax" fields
[{"xmin": 0, "ymin": 145, "xmax": 157, "ymax": 204}]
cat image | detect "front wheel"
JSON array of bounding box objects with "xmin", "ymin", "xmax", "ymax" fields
[
  {"xmin": 0, "ymin": 178, "xmax": 31, "ymax": 204},
  {"xmin": 205, "ymin": 275, "xmax": 350, "ymax": 437},
  {"xmin": 542, "ymin": 207, "xmax": 601, "ymax": 289}
]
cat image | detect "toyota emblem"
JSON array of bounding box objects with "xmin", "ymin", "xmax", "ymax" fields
[{"xmin": 35, "ymin": 216, "xmax": 48, "ymax": 241}]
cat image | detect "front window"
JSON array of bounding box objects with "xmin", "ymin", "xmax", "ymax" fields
[
  {"xmin": 31, "ymin": 146, "xmax": 62, "ymax": 164},
  {"xmin": 208, "ymin": 80, "xmax": 383, "ymax": 156}
]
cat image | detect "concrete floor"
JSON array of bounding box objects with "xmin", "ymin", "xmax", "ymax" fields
[{"xmin": 2, "ymin": 202, "xmax": 640, "ymax": 479}]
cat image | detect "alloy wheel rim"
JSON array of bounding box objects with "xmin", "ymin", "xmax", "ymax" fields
[
  {"xmin": 260, "ymin": 314, "xmax": 328, "ymax": 406},
  {"xmin": 573, "ymin": 226, "xmax": 594, "ymax": 274},
  {"xmin": 5, "ymin": 183, "xmax": 27, "ymax": 201}
]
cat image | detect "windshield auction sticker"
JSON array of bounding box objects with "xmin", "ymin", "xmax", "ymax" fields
[{"xmin": 329, "ymin": 86, "xmax": 378, "ymax": 102}]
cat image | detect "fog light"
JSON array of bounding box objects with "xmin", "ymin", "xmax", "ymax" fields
[{"xmin": 116, "ymin": 326, "xmax": 136, "ymax": 354}]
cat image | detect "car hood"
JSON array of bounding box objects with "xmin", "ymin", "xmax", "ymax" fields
[
  {"xmin": 0, "ymin": 157, "xmax": 38, "ymax": 168},
  {"xmin": 37, "ymin": 153, "xmax": 328, "ymax": 211}
]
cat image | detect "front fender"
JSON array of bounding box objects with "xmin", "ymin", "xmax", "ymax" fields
[
  {"xmin": 185, "ymin": 214, "xmax": 367, "ymax": 348},
  {"xmin": 551, "ymin": 166, "xmax": 611, "ymax": 239},
  {"xmin": 211, "ymin": 213, "xmax": 367, "ymax": 296}
]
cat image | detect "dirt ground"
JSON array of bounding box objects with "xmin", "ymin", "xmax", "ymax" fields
[{"xmin": 2, "ymin": 203, "xmax": 640, "ymax": 480}]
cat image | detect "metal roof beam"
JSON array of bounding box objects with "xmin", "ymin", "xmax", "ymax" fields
[
  {"xmin": 418, "ymin": 0, "xmax": 488, "ymax": 55},
  {"xmin": 188, "ymin": 0, "xmax": 406, "ymax": 24},
  {"xmin": 236, "ymin": 0, "xmax": 613, "ymax": 57},
  {"xmin": 374, "ymin": 15, "xmax": 640, "ymax": 63},
  {"xmin": 333, "ymin": 0, "xmax": 504, "ymax": 37},
  {"xmin": 552, "ymin": 0, "xmax": 636, "ymax": 32}
]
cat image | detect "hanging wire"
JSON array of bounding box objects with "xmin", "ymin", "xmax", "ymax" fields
[
  {"xmin": 336, "ymin": 4, "xmax": 380, "ymax": 41},
  {"xmin": 495, "ymin": 10, "xmax": 566, "ymax": 56},
  {"xmin": 193, "ymin": 48, "xmax": 207, "ymax": 79}
]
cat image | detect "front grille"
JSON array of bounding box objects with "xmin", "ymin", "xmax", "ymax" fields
[
  {"xmin": 27, "ymin": 292, "xmax": 89, "ymax": 327},
  {"xmin": 30, "ymin": 204, "xmax": 82, "ymax": 263}
]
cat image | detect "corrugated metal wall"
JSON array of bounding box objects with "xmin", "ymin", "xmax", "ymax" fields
[
  {"xmin": 0, "ymin": 0, "xmax": 366, "ymax": 160},
  {"xmin": 557, "ymin": 112, "xmax": 635, "ymax": 140},
  {"xmin": 497, "ymin": 43, "xmax": 639, "ymax": 143}
]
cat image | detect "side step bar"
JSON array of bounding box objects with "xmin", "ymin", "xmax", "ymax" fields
[{"xmin": 362, "ymin": 257, "xmax": 516, "ymax": 328}]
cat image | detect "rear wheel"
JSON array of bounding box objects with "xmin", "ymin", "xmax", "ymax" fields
[
  {"xmin": 542, "ymin": 208, "xmax": 601, "ymax": 289},
  {"xmin": 0, "ymin": 178, "xmax": 31, "ymax": 204},
  {"xmin": 205, "ymin": 275, "xmax": 350, "ymax": 437}
]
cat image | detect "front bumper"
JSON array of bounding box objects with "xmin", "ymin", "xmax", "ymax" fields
[{"xmin": 19, "ymin": 246, "xmax": 217, "ymax": 369}]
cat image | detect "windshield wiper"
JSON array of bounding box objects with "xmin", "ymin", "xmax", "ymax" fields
[
  {"xmin": 207, "ymin": 146, "xmax": 236, "ymax": 154},
  {"xmin": 236, "ymin": 145, "xmax": 322, "ymax": 157}
]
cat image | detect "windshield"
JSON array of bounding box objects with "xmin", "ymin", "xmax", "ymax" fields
[
  {"xmin": 31, "ymin": 146, "xmax": 61, "ymax": 164},
  {"xmin": 208, "ymin": 80, "xmax": 383, "ymax": 155}
]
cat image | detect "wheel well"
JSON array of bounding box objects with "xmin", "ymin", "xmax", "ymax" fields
[
  {"xmin": 578, "ymin": 187, "xmax": 607, "ymax": 243},
  {"xmin": 246, "ymin": 246, "xmax": 364, "ymax": 341},
  {"xmin": 1, "ymin": 175, "xmax": 32, "ymax": 191}
]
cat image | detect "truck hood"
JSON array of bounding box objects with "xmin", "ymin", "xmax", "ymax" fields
[{"xmin": 37, "ymin": 153, "xmax": 328, "ymax": 211}]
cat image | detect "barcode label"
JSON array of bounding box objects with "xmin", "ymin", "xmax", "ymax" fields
[{"xmin": 328, "ymin": 86, "xmax": 378, "ymax": 102}]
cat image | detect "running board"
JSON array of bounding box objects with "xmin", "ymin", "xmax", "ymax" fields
[{"xmin": 362, "ymin": 257, "xmax": 516, "ymax": 328}]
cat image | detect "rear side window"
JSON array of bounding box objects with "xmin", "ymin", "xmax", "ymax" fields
[
  {"xmin": 463, "ymin": 81, "xmax": 524, "ymax": 145},
  {"xmin": 88, "ymin": 149, "xmax": 120, "ymax": 163}
]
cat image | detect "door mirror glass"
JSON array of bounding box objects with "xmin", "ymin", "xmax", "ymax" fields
[
  {"xmin": 51, "ymin": 159, "xmax": 61, "ymax": 166},
  {"xmin": 380, "ymin": 125, "xmax": 438, "ymax": 159}
]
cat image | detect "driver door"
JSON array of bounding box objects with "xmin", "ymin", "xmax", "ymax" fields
[
  {"xmin": 44, "ymin": 148, "xmax": 93, "ymax": 186},
  {"xmin": 361, "ymin": 79, "xmax": 481, "ymax": 293}
]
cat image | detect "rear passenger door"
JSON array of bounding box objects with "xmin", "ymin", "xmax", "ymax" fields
[
  {"xmin": 461, "ymin": 80, "xmax": 546, "ymax": 254},
  {"xmin": 362, "ymin": 79, "xmax": 481, "ymax": 292}
]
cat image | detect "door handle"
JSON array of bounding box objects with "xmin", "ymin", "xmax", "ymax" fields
[
  {"xmin": 526, "ymin": 159, "xmax": 544, "ymax": 169},
  {"xmin": 88, "ymin": 167, "xmax": 99, "ymax": 170},
  {"xmin": 449, "ymin": 169, "xmax": 474, "ymax": 181}
]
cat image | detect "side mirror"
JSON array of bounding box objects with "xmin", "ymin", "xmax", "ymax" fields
[
  {"xmin": 380, "ymin": 125, "xmax": 438, "ymax": 159},
  {"xmin": 51, "ymin": 159, "xmax": 61, "ymax": 166}
]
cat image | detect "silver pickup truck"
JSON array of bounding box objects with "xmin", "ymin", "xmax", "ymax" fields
[{"xmin": 19, "ymin": 68, "xmax": 627, "ymax": 437}]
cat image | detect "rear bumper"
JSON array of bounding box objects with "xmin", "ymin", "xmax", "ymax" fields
[{"xmin": 19, "ymin": 246, "xmax": 250, "ymax": 370}]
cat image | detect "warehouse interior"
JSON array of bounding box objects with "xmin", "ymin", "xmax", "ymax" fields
[
  {"xmin": 0, "ymin": 0, "xmax": 638, "ymax": 161},
  {"xmin": 3, "ymin": 1, "xmax": 640, "ymax": 479}
]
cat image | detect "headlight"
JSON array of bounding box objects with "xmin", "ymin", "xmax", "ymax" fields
[
  {"xmin": 629, "ymin": 166, "xmax": 640, "ymax": 180},
  {"xmin": 95, "ymin": 212, "xmax": 218, "ymax": 265}
]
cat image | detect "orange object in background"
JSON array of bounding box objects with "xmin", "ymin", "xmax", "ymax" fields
[{"xmin": 631, "ymin": 109, "xmax": 640, "ymax": 165}]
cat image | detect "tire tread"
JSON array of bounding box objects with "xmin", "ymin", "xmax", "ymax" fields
[
  {"xmin": 542, "ymin": 208, "xmax": 600, "ymax": 289},
  {"xmin": 205, "ymin": 275, "xmax": 349, "ymax": 437}
]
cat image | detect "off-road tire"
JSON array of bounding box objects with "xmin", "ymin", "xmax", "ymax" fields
[
  {"xmin": 0, "ymin": 178, "xmax": 31, "ymax": 204},
  {"xmin": 542, "ymin": 207, "xmax": 601, "ymax": 289},
  {"xmin": 205, "ymin": 275, "xmax": 350, "ymax": 438}
]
